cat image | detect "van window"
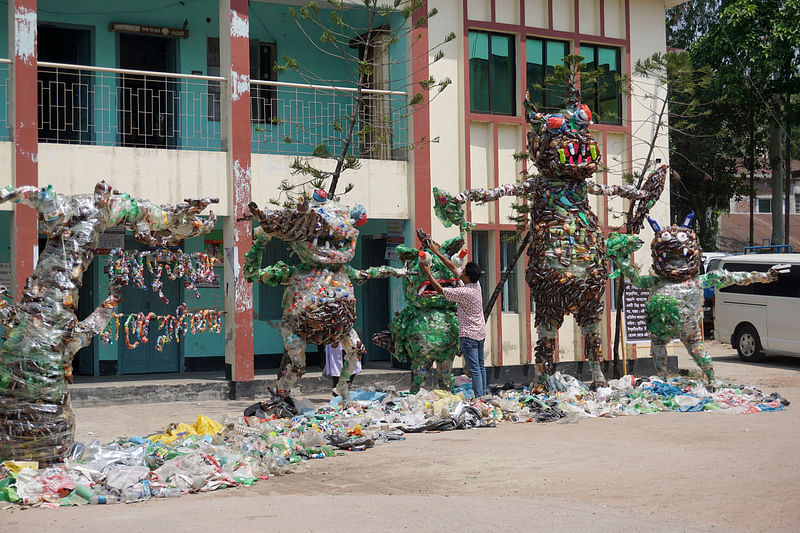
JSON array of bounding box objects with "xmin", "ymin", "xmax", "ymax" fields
[
  {"xmin": 718, "ymin": 261, "xmax": 800, "ymax": 297},
  {"xmin": 763, "ymin": 265, "xmax": 800, "ymax": 298},
  {"xmin": 719, "ymin": 262, "xmax": 771, "ymax": 295}
]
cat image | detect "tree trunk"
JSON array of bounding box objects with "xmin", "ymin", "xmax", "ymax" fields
[{"xmin": 769, "ymin": 121, "xmax": 785, "ymax": 246}]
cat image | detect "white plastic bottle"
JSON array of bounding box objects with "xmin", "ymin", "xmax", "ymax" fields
[{"xmin": 451, "ymin": 249, "xmax": 468, "ymax": 270}]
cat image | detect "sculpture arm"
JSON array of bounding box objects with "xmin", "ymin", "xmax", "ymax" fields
[
  {"xmin": 346, "ymin": 265, "xmax": 409, "ymax": 285},
  {"xmin": 586, "ymin": 182, "xmax": 649, "ymax": 199},
  {"xmin": 109, "ymin": 193, "xmax": 218, "ymax": 247},
  {"xmin": 242, "ymin": 229, "xmax": 296, "ymax": 285},
  {"xmin": 64, "ymin": 278, "xmax": 123, "ymax": 355},
  {"xmin": 0, "ymin": 184, "xmax": 74, "ymax": 232},
  {"xmin": 432, "ymin": 181, "xmax": 538, "ymax": 234},
  {"xmin": 606, "ymin": 233, "xmax": 660, "ymax": 289},
  {"xmin": 702, "ymin": 265, "xmax": 787, "ymax": 289}
]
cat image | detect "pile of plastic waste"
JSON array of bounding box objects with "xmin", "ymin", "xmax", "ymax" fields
[{"xmin": 0, "ymin": 374, "xmax": 788, "ymax": 508}]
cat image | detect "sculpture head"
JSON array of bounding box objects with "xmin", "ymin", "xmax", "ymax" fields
[
  {"xmin": 397, "ymin": 236, "xmax": 464, "ymax": 309},
  {"xmin": 286, "ymin": 191, "xmax": 365, "ymax": 266},
  {"xmin": 648, "ymin": 212, "xmax": 702, "ymax": 281},
  {"xmin": 525, "ymin": 95, "xmax": 601, "ymax": 181}
]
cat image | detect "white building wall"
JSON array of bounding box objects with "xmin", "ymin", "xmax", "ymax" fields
[
  {"xmin": 2, "ymin": 143, "xmax": 409, "ymax": 221},
  {"xmin": 425, "ymin": 0, "xmax": 673, "ymax": 367}
]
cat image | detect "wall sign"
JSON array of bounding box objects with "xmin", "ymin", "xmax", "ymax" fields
[{"xmin": 110, "ymin": 23, "xmax": 189, "ymax": 39}]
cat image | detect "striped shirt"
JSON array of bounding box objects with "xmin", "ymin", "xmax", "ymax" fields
[{"xmin": 442, "ymin": 282, "xmax": 486, "ymax": 341}]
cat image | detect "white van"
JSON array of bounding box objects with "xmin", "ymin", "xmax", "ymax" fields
[{"xmin": 714, "ymin": 253, "xmax": 800, "ymax": 361}]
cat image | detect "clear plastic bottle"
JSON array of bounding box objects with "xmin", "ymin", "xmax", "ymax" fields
[
  {"xmin": 89, "ymin": 494, "xmax": 120, "ymax": 504},
  {"xmin": 122, "ymin": 481, "xmax": 151, "ymax": 503},
  {"xmin": 151, "ymin": 486, "xmax": 182, "ymax": 498}
]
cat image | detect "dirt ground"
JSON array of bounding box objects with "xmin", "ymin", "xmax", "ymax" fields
[{"xmin": 3, "ymin": 341, "xmax": 800, "ymax": 532}]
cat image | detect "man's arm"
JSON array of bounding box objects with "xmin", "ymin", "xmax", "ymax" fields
[
  {"xmin": 427, "ymin": 241, "xmax": 460, "ymax": 277},
  {"xmin": 420, "ymin": 262, "xmax": 444, "ymax": 295}
]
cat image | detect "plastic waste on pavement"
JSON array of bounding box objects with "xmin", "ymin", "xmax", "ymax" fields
[{"xmin": 0, "ymin": 377, "xmax": 789, "ymax": 509}]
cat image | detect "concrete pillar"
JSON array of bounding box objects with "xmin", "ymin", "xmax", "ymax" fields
[
  {"xmin": 8, "ymin": 0, "xmax": 38, "ymax": 299},
  {"xmin": 411, "ymin": 1, "xmax": 432, "ymax": 234},
  {"xmin": 219, "ymin": 0, "xmax": 254, "ymax": 399}
]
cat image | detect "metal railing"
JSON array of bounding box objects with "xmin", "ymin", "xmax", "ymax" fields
[
  {"xmin": 249, "ymin": 79, "xmax": 408, "ymax": 161},
  {"xmin": 0, "ymin": 59, "xmax": 410, "ymax": 160},
  {"xmin": 0, "ymin": 60, "xmax": 10, "ymax": 142},
  {"xmin": 36, "ymin": 61, "xmax": 224, "ymax": 151}
]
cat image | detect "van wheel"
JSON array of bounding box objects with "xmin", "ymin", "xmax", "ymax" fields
[{"xmin": 735, "ymin": 325, "xmax": 764, "ymax": 362}]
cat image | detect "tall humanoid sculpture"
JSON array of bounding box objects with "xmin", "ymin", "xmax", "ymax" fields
[
  {"xmin": 244, "ymin": 191, "xmax": 408, "ymax": 403},
  {"xmin": 606, "ymin": 214, "xmax": 788, "ymax": 385},
  {"xmin": 434, "ymin": 85, "xmax": 665, "ymax": 388},
  {"xmin": 372, "ymin": 230, "xmax": 464, "ymax": 393},
  {"xmin": 0, "ymin": 183, "xmax": 217, "ymax": 464}
]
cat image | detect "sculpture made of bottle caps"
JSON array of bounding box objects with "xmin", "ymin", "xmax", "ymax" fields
[
  {"xmin": 371, "ymin": 230, "xmax": 463, "ymax": 393},
  {"xmin": 433, "ymin": 82, "xmax": 666, "ymax": 388},
  {"xmin": 245, "ymin": 192, "xmax": 408, "ymax": 404},
  {"xmin": 607, "ymin": 212, "xmax": 783, "ymax": 386},
  {"xmin": 0, "ymin": 182, "xmax": 217, "ymax": 464}
]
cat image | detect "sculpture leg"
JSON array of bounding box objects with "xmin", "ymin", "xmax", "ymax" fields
[
  {"xmin": 576, "ymin": 308, "xmax": 607, "ymax": 386},
  {"xmin": 534, "ymin": 301, "xmax": 564, "ymax": 379},
  {"xmin": 682, "ymin": 321, "xmax": 716, "ymax": 385},
  {"xmin": 336, "ymin": 329, "xmax": 364, "ymax": 403},
  {"xmin": 410, "ymin": 360, "xmax": 431, "ymax": 394},
  {"xmin": 650, "ymin": 338, "xmax": 669, "ymax": 379},
  {"xmin": 276, "ymin": 325, "xmax": 307, "ymax": 397},
  {"xmin": 436, "ymin": 358, "xmax": 455, "ymax": 393}
]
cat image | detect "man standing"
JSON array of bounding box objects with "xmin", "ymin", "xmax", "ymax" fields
[{"xmin": 420, "ymin": 243, "xmax": 487, "ymax": 397}]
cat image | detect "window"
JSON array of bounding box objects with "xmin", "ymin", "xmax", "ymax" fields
[
  {"xmin": 579, "ymin": 44, "xmax": 622, "ymax": 124},
  {"xmin": 525, "ymin": 38, "xmax": 569, "ymax": 113},
  {"xmin": 471, "ymin": 231, "xmax": 490, "ymax": 304},
  {"xmin": 207, "ymin": 38, "xmax": 276, "ymax": 123},
  {"xmin": 207, "ymin": 38, "xmax": 221, "ymax": 121},
  {"xmin": 350, "ymin": 29, "xmax": 392, "ymax": 159},
  {"xmin": 250, "ymin": 40, "xmax": 277, "ymax": 124},
  {"xmin": 757, "ymin": 198, "xmax": 771, "ymax": 213},
  {"xmin": 795, "ymin": 193, "xmax": 800, "ymax": 214},
  {"xmin": 469, "ymin": 31, "xmax": 515, "ymax": 115},
  {"xmin": 500, "ymin": 232, "xmax": 519, "ymax": 312}
]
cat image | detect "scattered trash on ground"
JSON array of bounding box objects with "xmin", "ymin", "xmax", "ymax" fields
[{"xmin": 0, "ymin": 374, "xmax": 788, "ymax": 508}]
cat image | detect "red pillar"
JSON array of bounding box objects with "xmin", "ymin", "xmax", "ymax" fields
[
  {"xmin": 412, "ymin": 1, "xmax": 432, "ymax": 234},
  {"xmin": 9, "ymin": 0, "xmax": 38, "ymax": 299},
  {"xmin": 220, "ymin": 0, "xmax": 254, "ymax": 398}
]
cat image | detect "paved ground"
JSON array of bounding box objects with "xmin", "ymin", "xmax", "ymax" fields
[{"xmin": 4, "ymin": 341, "xmax": 800, "ymax": 532}]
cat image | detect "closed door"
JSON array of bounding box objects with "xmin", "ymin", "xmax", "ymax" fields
[{"xmin": 118, "ymin": 239, "xmax": 182, "ymax": 374}]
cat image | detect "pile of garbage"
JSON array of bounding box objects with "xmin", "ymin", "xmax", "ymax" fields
[{"xmin": 0, "ymin": 374, "xmax": 788, "ymax": 508}]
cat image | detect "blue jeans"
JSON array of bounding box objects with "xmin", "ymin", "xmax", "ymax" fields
[{"xmin": 460, "ymin": 337, "xmax": 486, "ymax": 397}]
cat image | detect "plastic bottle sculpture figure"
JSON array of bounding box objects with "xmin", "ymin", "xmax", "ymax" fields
[
  {"xmin": 372, "ymin": 230, "xmax": 463, "ymax": 393},
  {"xmin": 244, "ymin": 190, "xmax": 408, "ymax": 403},
  {"xmin": 606, "ymin": 213, "xmax": 789, "ymax": 385},
  {"xmin": 433, "ymin": 89, "xmax": 665, "ymax": 388},
  {"xmin": 0, "ymin": 182, "xmax": 217, "ymax": 464}
]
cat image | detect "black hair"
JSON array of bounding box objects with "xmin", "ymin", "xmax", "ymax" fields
[{"xmin": 464, "ymin": 262, "xmax": 481, "ymax": 283}]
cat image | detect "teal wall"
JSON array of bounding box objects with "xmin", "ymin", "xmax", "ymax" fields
[
  {"xmin": 87, "ymin": 216, "xmax": 407, "ymax": 369},
  {"xmin": 0, "ymin": 1, "xmax": 409, "ymax": 151}
]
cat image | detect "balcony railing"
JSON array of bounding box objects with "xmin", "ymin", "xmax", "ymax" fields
[
  {"xmin": 0, "ymin": 60, "xmax": 409, "ymax": 161},
  {"xmin": 250, "ymin": 79, "xmax": 409, "ymax": 161},
  {"xmin": 0, "ymin": 60, "xmax": 10, "ymax": 142},
  {"xmin": 36, "ymin": 61, "xmax": 224, "ymax": 151}
]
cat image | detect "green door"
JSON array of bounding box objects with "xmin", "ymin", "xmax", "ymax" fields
[
  {"xmin": 361, "ymin": 236, "xmax": 390, "ymax": 362},
  {"xmin": 118, "ymin": 238, "xmax": 182, "ymax": 374}
]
